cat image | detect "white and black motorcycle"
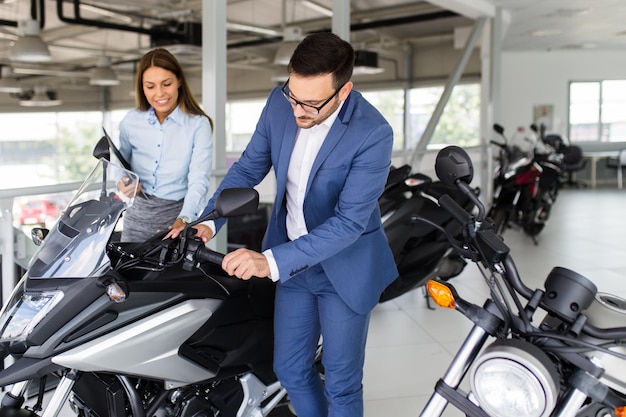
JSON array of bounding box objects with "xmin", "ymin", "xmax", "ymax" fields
[
  {"xmin": 0, "ymin": 136, "xmax": 301, "ymax": 417},
  {"xmin": 419, "ymin": 146, "xmax": 626, "ymax": 417}
]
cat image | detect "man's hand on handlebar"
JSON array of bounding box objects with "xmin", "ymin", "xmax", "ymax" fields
[{"xmin": 222, "ymin": 248, "xmax": 270, "ymax": 280}]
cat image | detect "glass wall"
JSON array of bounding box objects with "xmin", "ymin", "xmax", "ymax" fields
[
  {"xmin": 225, "ymin": 82, "xmax": 481, "ymax": 154},
  {"xmin": 0, "ymin": 81, "xmax": 482, "ymax": 189}
]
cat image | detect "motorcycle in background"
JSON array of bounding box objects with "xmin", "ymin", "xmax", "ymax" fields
[
  {"xmin": 488, "ymin": 123, "xmax": 561, "ymax": 244},
  {"xmin": 530, "ymin": 122, "xmax": 565, "ymax": 198},
  {"xmin": 0, "ymin": 135, "xmax": 308, "ymax": 417},
  {"xmin": 419, "ymin": 145, "xmax": 626, "ymax": 417},
  {"xmin": 378, "ymin": 164, "xmax": 477, "ymax": 303}
]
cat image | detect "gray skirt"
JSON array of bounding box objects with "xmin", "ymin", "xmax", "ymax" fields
[{"xmin": 121, "ymin": 194, "xmax": 184, "ymax": 242}]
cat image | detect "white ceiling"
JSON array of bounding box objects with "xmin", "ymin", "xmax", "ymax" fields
[
  {"xmin": 0, "ymin": 0, "xmax": 624, "ymax": 93},
  {"xmin": 496, "ymin": 0, "xmax": 626, "ymax": 51}
]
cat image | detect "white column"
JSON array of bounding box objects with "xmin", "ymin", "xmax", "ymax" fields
[
  {"xmin": 1, "ymin": 197, "xmax": 15, "ymax": 303},
  {"xmin": 203, "ymin": 0, "xmax": 228, "ymax": 252},
  {"xmin": 332, "ymin": 0, "xmax": 350, "ymax": 41}
]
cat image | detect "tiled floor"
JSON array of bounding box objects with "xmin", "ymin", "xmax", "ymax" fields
[{"xmin": 363, "ymin": 187, "xmax": 626, "ymax": 416}]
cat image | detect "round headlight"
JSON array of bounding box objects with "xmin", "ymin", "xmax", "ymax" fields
[{"xmin": 469, "ymin": 339, "xmax": 559, "ymax": 417}]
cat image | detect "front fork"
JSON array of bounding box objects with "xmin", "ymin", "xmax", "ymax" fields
[
  {"xmin": 1, "ymin": 371, "xmax": 78, "ymax": 417},
  {"xmin": 419, "ymin": 324, "xmax": 490, "ymax": 417}
]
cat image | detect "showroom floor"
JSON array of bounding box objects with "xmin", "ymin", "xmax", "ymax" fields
[{"xmin": 362, "ymin": 187, "xmax": 626, "ymax": 416}]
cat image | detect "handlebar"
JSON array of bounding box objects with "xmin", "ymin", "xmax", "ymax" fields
[
  {"xmin": 490, "ymin": 139, "xmax": 507, "ymax": 149},
  {"xmin": 435, "ymin": 182, "xmax": 626, "ymax": 341},
  {"xmin": 439, "ymin": 194, "xmax": 472, "ymax": 225},
  {"xmin": 187, "ymin": 238, "xmax": 267, "ymax": 281}
]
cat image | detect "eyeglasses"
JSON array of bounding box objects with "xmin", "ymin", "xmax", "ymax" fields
[{"xmin": 281, "ymin": 79, "xmax": 342, "ymax": 115}]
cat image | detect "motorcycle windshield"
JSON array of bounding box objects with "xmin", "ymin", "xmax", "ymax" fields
[{"xmin": 27, "ymin": 159, "xmax": 138, "ymax": 279}]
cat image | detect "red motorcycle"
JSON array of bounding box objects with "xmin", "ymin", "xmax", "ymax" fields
[{"xmin": 487, "ymin": 124, "xmax": 560, "ymax": 245}]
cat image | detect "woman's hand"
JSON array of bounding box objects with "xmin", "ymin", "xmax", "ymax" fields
[
  {"xmin": 164, "ymin": 218, "xmax": 187, "ymax": 239},
  {"xmin": 118, "ymin": 177, "xmax": 141, "ymax": 198}
]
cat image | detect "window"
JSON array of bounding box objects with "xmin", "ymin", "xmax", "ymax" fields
[
  {"xmin": 0, "ymin": 111, "xmax": 106, "ymax": 189},
  {"xmin": 569, "ymin": 80, "xmax": 626, "ymax": 142},
  {"xmin": 361, "ymin": 89, "xmax": 405, "ymax": 151},
  {"xmin": 225, "ymin": 84, "xmax": 481, "ymax": 154},
  {"xmin": 226, "ymin": 91, "xmax": 406, "ymax": 153},
  {"xmin": 408, "ymin": 84, "xmax": 481, "ymax": 149},
  {"xmin": 225, "ymin": 99, "xmax": 265, "ymax": 152}
]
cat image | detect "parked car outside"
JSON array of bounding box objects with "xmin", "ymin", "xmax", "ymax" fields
[{"xmin": 18, "ymin": 199, "xmax": 59, "ymax": 226}]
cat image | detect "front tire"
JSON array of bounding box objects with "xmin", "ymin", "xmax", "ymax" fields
[{"xmin": 488, "ymin": 207, "xmax": 509, "ymax": 235}]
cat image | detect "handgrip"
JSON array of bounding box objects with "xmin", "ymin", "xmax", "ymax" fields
[
  {"xmin": 439, "ymin": 193, "xmax": 472, "ymax": 225},
  {"xmin": 196, "ymin": 247, "xmax": 225, "ymax": 265}
]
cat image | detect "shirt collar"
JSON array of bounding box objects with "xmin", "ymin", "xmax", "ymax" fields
[{"xmin": 147, "ymin": 105, "xmax": 184, "ymax": 126}]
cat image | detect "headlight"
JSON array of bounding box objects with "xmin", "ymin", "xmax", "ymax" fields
[
  {"xmin": 0, "ymin": 282, "xmax": 64, "ymax": 343},
  {"xmin": 469, "ymin": 339, "xmax": 559, "ymax": 417}
]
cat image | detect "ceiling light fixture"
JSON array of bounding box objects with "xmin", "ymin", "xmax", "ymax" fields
[
  {"xmin": 10, "ymin": 19, "xmax": 51, "ymax": 63},
  {"xmin": 0, "ymin": 66, "xmax": 22, "ymax": 93},
  {"xmin": 545, "ymin": 8, "xmax": 591, "ymax": 18},
  {"xmin": 90, "ymin": 56, "xmax": 120, "ymax": 86},
  {"xmin": 227, "ymin": 21, "xmax": 282, "ymax": 37},
  {"xmin": 526, "ymin": 29, "xmax": 563, "ymax": 38},
  {"xmin": 19, "ymin": 86, "xmax": 62, "ymax": 107},
  {"xmin": 353, "ymin": 50, "xmax": 384, "ymax": 75},
  {"xmin": 274, "ymin": 27, "xmax": 303, "ymax": 66}
]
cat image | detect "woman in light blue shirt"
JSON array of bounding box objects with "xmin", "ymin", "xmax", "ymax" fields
[{"xmin": 118, "ymin": 48, "xmax": 213, "ymax": 242}]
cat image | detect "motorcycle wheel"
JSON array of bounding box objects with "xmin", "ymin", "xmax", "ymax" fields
[
  {"xmin": 489, "ymin": 208, "xmax": 509, "ymax": 235},
  {"xmin": 522, "ymin": 203, "xmax": 548, "ymax": 237},
  {"xmin": 523, "ymin": 221, "xmax": 545, "ymax": 237},
  {"xmin": 437, "ymin": 253, "xmax": 467, "ymax": 280}
]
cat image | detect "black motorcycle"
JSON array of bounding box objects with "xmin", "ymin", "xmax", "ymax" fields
[
  {"xmin": 419, "ymin": 145, "xmax": 626, "ymax": 417},
  {"xmin": 488, "ymin": 123, "xmax": 561, "ymax": 244},
  {"xmin": 378, "ymin": 164, "xmax": 477, "ymax": 303},
  {"xmin": 0, "ymin": 136, "xmax": 312, "ymax": 417}
]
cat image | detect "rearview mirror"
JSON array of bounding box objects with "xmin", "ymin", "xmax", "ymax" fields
[
  {"xmin": 31, "ymin": 227, "xmax": 49, "ymax": 246},
  {"xmin": 214, "ymin": 188, "xmax": 260, "ymax": 218},
  {"xmin": 435, "ymin": 146, "xmax": 474, "ymax": 186},
  {"xmin": 93, "ymin": 136, "xmax": 110, "ymax": 161}
]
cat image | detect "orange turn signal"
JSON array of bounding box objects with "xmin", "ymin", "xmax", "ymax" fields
[
  {"xmin": 427, "ymin": 280, "xmax": 456, "ymax": 309},
  {"xmin": 615, "ymin": 406, "xmax": 626, "ymax": 417}
]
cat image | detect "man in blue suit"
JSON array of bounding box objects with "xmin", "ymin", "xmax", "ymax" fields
[{"xmin": 192, "ymin": 32, "xmax": 398, "ymax": 417}]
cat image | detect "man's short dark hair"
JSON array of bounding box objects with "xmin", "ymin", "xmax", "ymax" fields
[{"xmin": 288, "ymin": 32, "xmax": 355, "ymax": 90}]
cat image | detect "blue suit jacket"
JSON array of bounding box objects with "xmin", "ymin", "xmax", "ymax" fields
[{"xmin": 203, "ymin": 87, "xmax": 398, "ymax": 314}]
